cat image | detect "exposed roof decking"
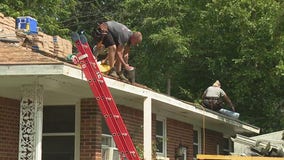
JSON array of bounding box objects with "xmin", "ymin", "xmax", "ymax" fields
[{"xmin": 0, "ymin": 42, "xmax": 63, "ymax": 64}]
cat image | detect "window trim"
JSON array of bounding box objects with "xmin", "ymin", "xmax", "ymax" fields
[
  {"xmin": 42, "ymin": 105, "xmax": 79, "ymax": 160},
  {"xmin": 156, "ymin": 116, "xmax": 167, "ymax": 157},
  {"xmin": 222, "ymin": 136, "xmax": 233, "ymax": 155},
  {"xmin": 101, "ymin": 133, "xmax": 116, "ymax": 148},
  {"xmin": 101, "ymin": 120, "xmax": 119, "ymax": 160},
  {"xmin": 193, "ymin": 127, "xmax": 201, "ymax": 160}
]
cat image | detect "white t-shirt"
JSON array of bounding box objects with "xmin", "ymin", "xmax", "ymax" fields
[{"xmin": 204, "ymin": 86, "xmax": 226, "ymax": 98}]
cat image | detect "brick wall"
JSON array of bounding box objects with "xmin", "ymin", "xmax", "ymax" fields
[
  {"xmin": 119, "ymin": 105, "xmax": 157, "ymax": 159},
  {"xmin": 0, "ymin": 97, "xmax": 20, "ymax": 160},
  {"xmin": 118, "ymin": 105, "xmax": 144, "ymax": 145},
  {"xmin": 202, "ymin": 129, "xmax": 224, "ymax": 155},
  {"xmin": 0, "ymin": 95, "xmax": 226, "ymax": 160},
  {"xmin": 80, "ymin": 98, "xmax": 101, "ymax": 160},
  {"xmin": 80, "ymin": 98, "xmax": 146, "ymax": 160},
  {"xmin": 167, "ymin": 118, "xmax": 194, "ymax": 160},
  {"xmin": 80, "ymin": 98, "xmax": 225, "ymax": 160}
]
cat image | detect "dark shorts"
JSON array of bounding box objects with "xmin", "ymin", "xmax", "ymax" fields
[
  {"xmin": 93, "ymin": 23, "xmax": 117, "ymax": 47},
  {"xmin": 202, "ymin": 98, "xmax": 223, "ymax": 111},
  {"xmin": 102, "ymin": 32, "xmax": 117, "ymax": 47}
]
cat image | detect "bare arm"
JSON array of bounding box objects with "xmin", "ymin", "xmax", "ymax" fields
[
  {"xmin": 223, "ymin": 94, "xmax": 235, "ymax": 111},
  {"xmin": 202, "ymin": 88, "xmax": 209, "ymax": 100},
  {"xmin": 202, "ymin": 90, "xmax": 206, "ymax": 99},
  {"xmin": 123, "ymin": 44, "xmax": 130, "ymax": 64},
  {"xmin": 116, "ymin": 45, "xmax": 126, "ymax": 66},
  {"xmin": 116, "ymin": 45, "xmax": 133, "ymax": 70}
]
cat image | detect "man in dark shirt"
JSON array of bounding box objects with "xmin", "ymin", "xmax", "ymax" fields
[{"xmin": 94, "ymin": 21, "xmax": 142, "ymax": 81}]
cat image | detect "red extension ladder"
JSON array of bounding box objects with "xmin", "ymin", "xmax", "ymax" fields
[{"xmin": 71, "ymin": 32, "xmax": 140, "ymax": 160}]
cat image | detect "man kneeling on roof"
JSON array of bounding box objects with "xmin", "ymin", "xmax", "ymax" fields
[
  {"xmin": 202, "ymin": 80, "xmax": 235, "ymax": 112},
  {"xmin": 92, "ymin": 21, "xmax": 142, "ymax": 81}
]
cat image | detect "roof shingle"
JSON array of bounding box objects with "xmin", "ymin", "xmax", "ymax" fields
[{"xmin": 0, "ymin": 42, "xmax": 63, "ymax": 64}]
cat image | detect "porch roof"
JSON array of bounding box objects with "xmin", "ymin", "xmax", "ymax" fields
[{"xmin": 0, "ymin": 42, "xmax": 260, "ymax": 135}]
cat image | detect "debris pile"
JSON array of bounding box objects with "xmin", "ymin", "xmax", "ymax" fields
[
  {"xmin": 0, "ymin": 13, "xmax": 15, "ymax": 34},
  {"xmin": 232, "ymin": 134, "xmax": 284, "ymax": 157},
  {"xmin": 0, "ymin": 12, "xmax": 72, "ymax": 60},
  {"xmin": 0, "ymin": 13, "xmax": 18, "ymax": 43}
]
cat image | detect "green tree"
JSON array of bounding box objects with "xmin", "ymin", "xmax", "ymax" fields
[
  {"xmin": 202, "ymin": 0, "xmax": 284, "ymax": 133},
  {"xmin": 0, "ymin": 0, "xmax": 121, "ymax": 39},
  {"xmin": 122, "ymin": 0, "xmax": 284, "ymax": 133},
  {"xmin": 0, "ymin": 0, "xmax": 76, "ymax": 38},
  {"xmin": 122, "ymin": 0, "xmax": 191, "ymax": 94},
  {"xmin": 62, "ymin": 0, "xmax": 123, "ymax": 41}
]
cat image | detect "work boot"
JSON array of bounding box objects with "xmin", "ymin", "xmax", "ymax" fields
[
  {"xmin": 108, "ymin": 68, "xmax": 119, "ymax": 78},
  {"xmin": 118, "ymin": 71, "xmax": 129, "ymax": 81}
]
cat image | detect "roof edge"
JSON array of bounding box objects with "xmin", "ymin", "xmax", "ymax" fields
[{"xmin": 0, "ymin": 63, "xmax": 261, "ymax": 134}]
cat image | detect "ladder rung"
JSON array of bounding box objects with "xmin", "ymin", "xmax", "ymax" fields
[
  {"xmin": 121, "ymin": 133, "xmax": 128, "ymax": 136},
  {"xmin": 95, "ymin": 97, "xmax": 112, "ymax": 101},
  {"xmin": 103, "ymin": 114, "xmax": 119, "ymax": 118},
  {"xmin": 81, "ymin": 64, "xmax": 86, "ymax": 68},
  {"xmin": 78, "ymin": 54, "xmax": 88, "ymax": 60},
  {"xmin": 113, "ymin": 115, "xmax": 120, "ymax": 118},
  {"xmin": 95, "ymin": 71, "xmax": 103, "ymax": 78},
  {"xmin": 91, "ymin": 62, "xmax": 98, "ymax": 68},
  {"xmin": 112, "ymin": 133, "xmax": 127, "ymax": 136},
  {"xmin": 98, "ymin": 80, "xmax": 104, "ymax": 83},
  {"xmin": 105, "ymin": 97, "xmax": 112, "ymax": 101}
]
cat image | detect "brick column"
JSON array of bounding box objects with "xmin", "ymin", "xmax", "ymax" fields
[{"xmin": 80, "ymin": 98, "xmax": 102, "ymax": 160}]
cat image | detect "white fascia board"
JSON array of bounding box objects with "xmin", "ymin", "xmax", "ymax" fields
[
  {"xmin": 104, "ymin": 75, "xmax": 151, "ymax": 97},
  {"xmin": 63, "ymin": 65, "xmax": 85, "ymax": 80},
  {"xmin": 62, "ymin": 65, "xmax": 151, "ymax": 97},
  {"xmin": 241, "ymin": 124, "xmax": 260, "ymax": 134},
  {"xmin": 0, "ymin": 64, "xmax": 64, "ymax": 75}
]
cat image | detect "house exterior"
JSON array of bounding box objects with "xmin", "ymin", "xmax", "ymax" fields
[
  {"xmin": 0, "ymin": 40, "xmax": 261, "ymax": 160},
  {"xmin": 0, "ymin": 13, "xmax": 260, "ymax": 160}
]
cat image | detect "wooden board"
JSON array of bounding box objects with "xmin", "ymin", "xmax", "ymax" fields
[{"xmin": 197, "ymin": 154, "xmax": 284, "ymax": 160}]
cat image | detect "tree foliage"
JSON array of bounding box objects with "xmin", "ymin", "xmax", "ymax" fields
[
  {"xmin": 0, "ymin": 0, "xmax": 77, "ymax": 37},
  {"xmin": 121, "ymin": 0, "xmax": 191, "ymax": 93},
  {"xmin": 122, "ymin": 0, "xmax": 284, "ymax": 133},
  {"xmin": 0, "ymin": 0, "xmax": 121, "ymax": 40}
]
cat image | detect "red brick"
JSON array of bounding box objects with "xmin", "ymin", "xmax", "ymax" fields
[{"xmin": 0, "ymin": 97, "xmax": 20, "ymax": 160}]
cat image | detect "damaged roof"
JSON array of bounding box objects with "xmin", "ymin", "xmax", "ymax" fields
[
  {"xmin": 0, "ymin": 42, "xmax": 63, "ymax": 64},
  {"xmin": 0, "ymin": 40, "xmax": 260, "ymax": 135}
]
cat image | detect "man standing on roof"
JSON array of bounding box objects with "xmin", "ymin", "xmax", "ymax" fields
[
  {"xmin": 202, "ymin": 80, "xmax": 235, "ymax": 112},
  {"xmin": 93, "ymin": 21, "xmax": 142, "ymax": 81}
]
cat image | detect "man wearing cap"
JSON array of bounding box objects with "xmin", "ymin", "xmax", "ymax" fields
[
  {"xmin": 202, "ymin": 80, "xmax": 235, "ymax": 112},
  {"xmin": 93, "ymin": 21, "xmax": 142, "ymax": 81}
]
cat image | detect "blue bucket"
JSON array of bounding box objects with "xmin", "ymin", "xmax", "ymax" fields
[{"xmin": 219, "ymin": 108, "xmax": 240, "ymax": 119}]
